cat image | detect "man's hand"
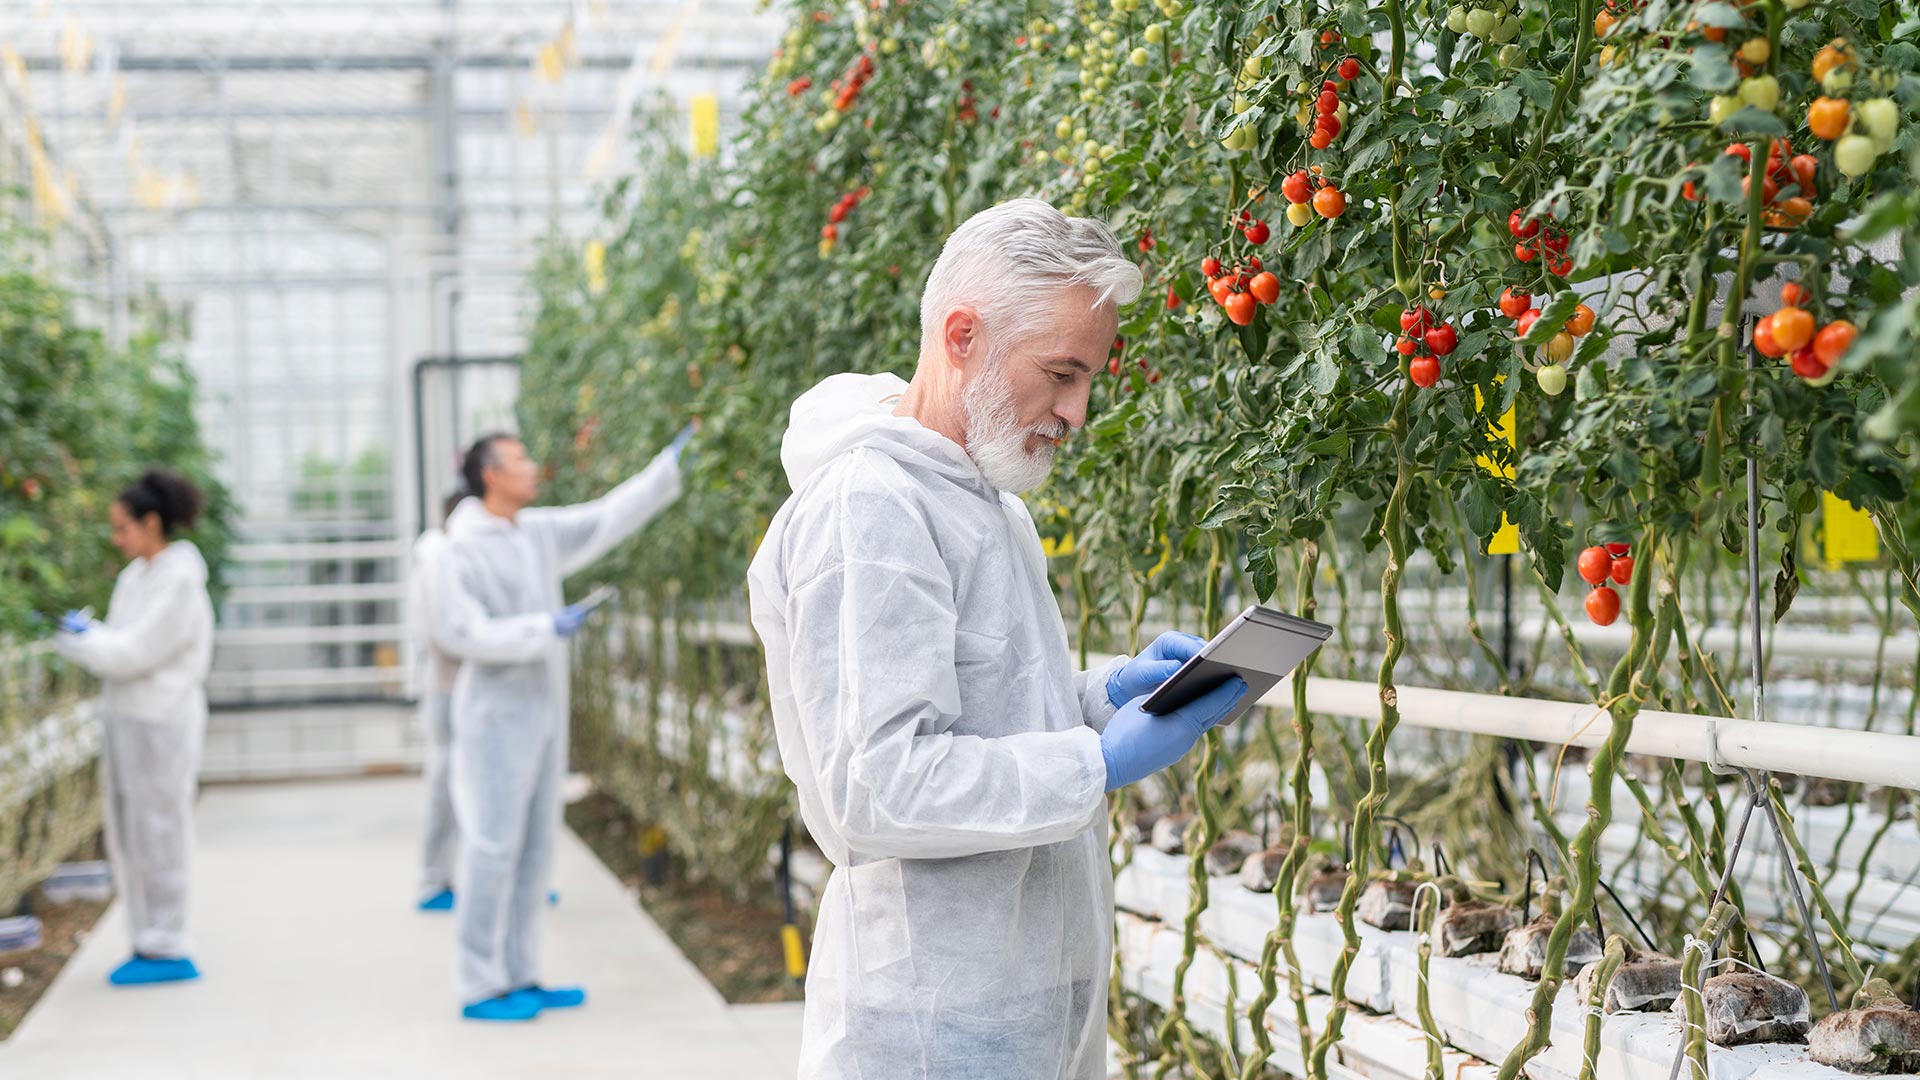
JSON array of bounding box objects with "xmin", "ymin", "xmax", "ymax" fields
[
  {"xmin": 1106, "ymin": 630, "xmax": 1207, "ymax": 707},
  {"xmin": 1099, "ymin": 677, "xmax": 1249, "ymax": 792},
  {"xmin": 552, "ymin": 604, "xmax": 593, "ymax": 638},
  {"xmin": 56, "ymin": 610, "xmax": 94, "ymax": 636}
]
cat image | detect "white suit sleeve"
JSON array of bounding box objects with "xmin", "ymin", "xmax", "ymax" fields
[
  {"xmin": 780, "ymin": 485, "xmax": 1107, "ymax": 861},
  {"xmin": 52, "ymin": 576, "xmax": 194, "ymax": 681},
  {"xmin": 1072, "ymin": 657, "xmax": 1128, "ymax": 733},
  {"xmin": 429, "ymin": 546, "xmax": 558, "ymax": 664},
  {"xmin": 524, "ymin": 447, "xmax": 683, "ymax": 578}
]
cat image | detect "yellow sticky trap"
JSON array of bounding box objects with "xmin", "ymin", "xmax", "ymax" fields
[
  {"xmin": 690, "ymin": 94, "xmax": 721, "ymax": 158},
  {"xmin": 1473, "ymin": 385, "xmax": 1521, "ymax": 556},
  {"xmin": 1822, "ymin": 492, "xmax": 1878, "ymax": 565},
  {"xmin": 781, "ymin": 924, "xmax": 808, "ymax": 979},
  {"xmin": 584, "ymin": 240, "xmax": 607, "ymax": 295},
  {"xmin": 637, "ymin": 824, "xmax": 668, "ymax": 857},
  {"xmin": 1039, "ymin": 532, "xmax": 1076, "ymax": 558}
]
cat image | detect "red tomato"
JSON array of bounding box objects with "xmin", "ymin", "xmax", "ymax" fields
[
  {"xmin": 1400, "ymin": 305, "xmax": 1431, "ymax": 333},
  {"xmin": 1604, "ymin": 542, "xmax": 1631, "ymax": 557},
  {"xmin": 1396, "ymin": 336, "xmax": 1418, "ymax": 356},
  {"xmin": 1425, "ymin": 323, "xmax": 1458, "ymax": 356},
  {"xmin": 1281, "ymin": 171, "xmax": 1313, "ymax": 204},
  {"xmin": 1202, "ymin": 256, "xmax": 1222, "ymax": 278},
  {"xmin": 1780, "ymin": 282, "xmax": 1807, "ymax": 308},
  {"xmin": 1577, "ymin": 545, "xmax": 1614, "ymax": 585},
  {"xmin": 1317, "ymin": 89, "xmax": 1339, "ymax": 114},
  {"xmin": 1753, "ymin": 315, "xmax": 1785, "ymax": 358},
  {"xmin": 1515, "ymin": 243, "xmax": 1538, "ymax": 263},
  {"xmin": 1209, "ymin": 277, "xmax": 1236, "ymax": 305},
  {"xmin": 1248, "ymin": 271, "xmax": 1281, "ymax": 304},
  {"xmin": 1339, "ymin": 57, "xmax": 1360, "ymax": 80},
  {"xmin": 1499, "ymin": 287, "xmax": 1531, "ymax": 318},
  {"xmin": 1586, "ymin": 585, "xmax": 1621, "ymax": 626},
  {"xmin": 1515, "ymin": 309, "xmax": 1542, "ymax": 337},
  {"xmin": 1224, "ymin": 292, "xmax": 1257, "ymax": 325},
  {"xmin": 1549, "ymin": 257, "xmax": 1573, "ymax": 277},
  {"xmin": 1610, "ymin": 555, "xmax": 1633, "ymax": 585},
  {"xmin": 1409, "ymin": 355, "xmax": 1441, "ymax": 387},
  {"xmin": 1509, "ymin": 209, "xmax": 1540, "ymax": 239},
  {"xmin": 1790, "ymin": 346, "xmax": 1828, "ymax": 380}
]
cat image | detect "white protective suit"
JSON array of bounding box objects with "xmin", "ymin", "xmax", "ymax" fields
[
  {"xmin": 54, "ymin": 540, "xmax": 215, "ymax": 960},
  {"xmin": 408, "ymin": 522, "xmax": 464, "ymax": 902},
  {"xmin": 431, "ymin": 451, "xmax": 682, "ymax": 1006},
  {"xmin": 747, "ymin": 373, "xmax": 1129, "ymax": 1080}
]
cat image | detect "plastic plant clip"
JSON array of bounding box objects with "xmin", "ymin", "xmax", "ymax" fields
[
  {"xmin": 1204, "ymin": 831, "xmax": 1262, "ymax": 878},
  {"xmin": 1573, "ymin": 950, "xmax": 1683, "ymax": 1014},
  {"xmin": 1357, "ymin": 873, "xmax": 1421, "ymax": 931},
  {"xmin": 1150, "ymin": 812, "xmax": 1194, "ymax": 854},
  {"xmin": 1238, "ymin": 844, "xmax": 1292, "ymax": 893},
  {"xmin": 1672, "ymin": 969, "xmax": 1812, "ymax": 1047},
  {"xmin": 1809, "ymin": 980, "xmax": 1920, "ymax": 1074}
]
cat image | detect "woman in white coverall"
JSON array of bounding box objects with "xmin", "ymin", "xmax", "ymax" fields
[
  {"xmin": 432, "ymin": 428, "xmax": 690, "ymax": 1022},
  {"xmin": 53, "ymin": 468, "xmax": 216, "ymax": 988}
]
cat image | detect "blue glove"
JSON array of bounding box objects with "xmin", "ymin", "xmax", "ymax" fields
[
  {"xmin": 667, "ymin": 425, "xmax": 696, "ymax": 465},
  {"xmin": 56, "ymin": 610, "xmax": 94, "ymax": 635},
  {"xmin": 1099, "ymin": 677, "xmax": 1249, "ymax": 792},
  {"xmin": 1107, "ymin": 631, "xmax": 1208, "ymax": 707},
  {"xmin": 553, "ymin": 604, "xmax": 592, "ymax": 638}
]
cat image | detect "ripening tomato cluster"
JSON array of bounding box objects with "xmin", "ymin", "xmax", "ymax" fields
[
  {"xmin": 822, "ymin": 184, "xmax": 872, "ymax": 248},
  {"xmin": 957, "ymin": 79, "xmax": 984, "ymax": 126},
  {"xmin": 1107, "ymin": 335, "xmax": 1162, "ymax": 386},
  {"xmin": 1279, "ymin": 168, "xmax": 1348, "ymax": 225},
  {"xmin": 1306, "ymin": 75, "xmax": 1348, "ymax": 150},
  {"xmin": 1754, "ymin": 282, "xmax": 1855, "ymax": 384},
  {"xmin": 1200, "ymin": 254, "xmax": 1281, "ymax": 326},
  {"xmin": 1238, "ymin": 210, "xmax": 1271, "ymax": 246},
  {"xmin": 1394, "ymin": 305, "xmax": 1458, "ymax": 389},
  {"xmin": 831, "ymin": 53, "xmax": 876, "ymax": 112},
  {"xmin": 1499, "ymin": 288, "xmax": 1594, "ymax": 396},
  {"xmin": 1803, "ymin": 41, "xmax": 1900, "ymax": 180},
  {"xmin": 1578, "ymin": 542, "xmax": 1633, "ymax": 625},
  {"xmin": 1509, "ymin": 208, "xmax": 1573, "ymax": 278},
  {"xmin": 787, "ymin": 75, "xmax": 813, "ymax": 97}
]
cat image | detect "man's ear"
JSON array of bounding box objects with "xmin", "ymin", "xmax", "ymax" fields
[{"xmin": 942, "ymin": 307, "xmax": 980, "ymax": 372}]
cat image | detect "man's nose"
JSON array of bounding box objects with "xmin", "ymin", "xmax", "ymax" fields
[{"xmin": 1060, "ymin": 385, "xmax": 1091, "ymax": 431}]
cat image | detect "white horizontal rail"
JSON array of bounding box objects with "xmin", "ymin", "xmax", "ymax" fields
[
  {"xmin": 215, "ymin": 624, "xmax": 405, "ymax": 647},
  {"xmin": 206, "ymin": 666, "xmax": 401, "ymax": 691},
  {"xmin": 1258, "ymin": 677, "xmax": 1920, "ymax": 792},
  {"xmin": 224, "ymin": 583, "xmax": 405, "ymax": 605},
  {"xmin": 228, "ymin": 540, "xmax": 408, "ymax": 562}
]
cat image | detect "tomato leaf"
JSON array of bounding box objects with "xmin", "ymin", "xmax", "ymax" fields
[{"xmin": 1521, "ymin": 291, "xmax": 1582, "ymax": 346}]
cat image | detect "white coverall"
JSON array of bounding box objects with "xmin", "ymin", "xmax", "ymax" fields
[
  {"xmin": 747, "ymin": 373, "xmax": 1129, "ymax": 1080},
  {"xmin": 408, "ymin": 522, "xmax": 464, "ymax": 902},
  {"xmin": 431, "ymin": 451, "xmax": 682, "ymax": 1006},
  {"xmin": 54, "ymin": 540, "xmax": 216, "ymax": 960}
]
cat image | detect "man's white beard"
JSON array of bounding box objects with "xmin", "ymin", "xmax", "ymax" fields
[{"xmin": 962, "ymin": 357, "xmax": 1065, "ymax": 494}]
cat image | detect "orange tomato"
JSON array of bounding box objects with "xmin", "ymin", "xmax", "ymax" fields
[
  {"xmin": 1703, "ymin": 24, "xmax": 1727, "ymax": 43},
  {"xmin": 1313, "ymin": 186, "xmax": 1347, "ymax": 218},
  {"xmin": 1248, "ymin": 271, "xmax": 1281, "ymax": 305},
  {"xmin": 1789, "ymin": 154, "xmax": 1818, "ymax": 196},
  {"xmin": 1594, "ymin": 10, "xmax": 1618, "ymax": 37},
  {"xmin": 1770, "ymin": 306, "xmax": 1815, "ymax": 351},
  {"xmin": 1766, "ymin": 197, "xmax": 1812, "ymax": 227},
  {"xmin": 1780, "ymin": 282, "xmax": 1808, "ymax": 307},
  {"xmin": 1813, "ymin": 320, "xmax": 1856, "ymax": 365},
  {"xmin": 1566, "ymin": 303, "xmax": 1596, "ymax": 336},
  {"xmin": 1812, "ymin": 40, "xmax": 1853, "ymax": 84},
  {"xmin": 1808, "ymin": 97, "xmax": 1850, "ymax": 141},
  {"xmin": 1753, "ymin": 314, "xmax": 1785, "ymax": 358}
]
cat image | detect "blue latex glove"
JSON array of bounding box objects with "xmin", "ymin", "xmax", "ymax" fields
[
  {"xmin": 553, "ymin": 604, "xmax": 593, "ymax": 639},
  {"xmin": 667, "ymin": 425, "xmax": 697, "ymax": 465},
  {"xmin": 1107, "ymin": 631, "xmax": 1208, "ymax": 708},
  {"xmin": 56, "ymin": 610, "xmax": 94, "ymax": 635},
  {"xmin": 1099, "ymin": 676, "xmax": 1249, "ymax": 792}
]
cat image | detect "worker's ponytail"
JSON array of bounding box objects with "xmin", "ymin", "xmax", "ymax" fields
[{"xmin": 117, "ymin": 469, "xmax": 205, "ymax": 538}]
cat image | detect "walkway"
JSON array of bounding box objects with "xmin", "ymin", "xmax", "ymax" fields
[{"xmin": 1, "ymin": 776, "xmax": 803, "ymax": 1079}]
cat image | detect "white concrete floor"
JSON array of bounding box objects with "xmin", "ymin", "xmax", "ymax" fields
[{"xmin": 1, "ymin": 776, "xmax": 803, "ymax": 1079}]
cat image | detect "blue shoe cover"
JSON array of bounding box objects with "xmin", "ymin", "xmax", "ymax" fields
[
  {"xmin": 109, "ymin": 955, "xmax": 201, "ymax": 986},
  {"xmin": 519, "ymin": 984, "xmax": 586, "ymax": 1010},
  {"xmin": 462, "ymin": 992, "xmax": 542, "ymax": 1022},
  {"xmin": 547, "ymin": 890, "xmax": 559, "ymax": 907},
  {"xmin": 418, "ymin": 889, "xmax": 455, "ymax": 912}
]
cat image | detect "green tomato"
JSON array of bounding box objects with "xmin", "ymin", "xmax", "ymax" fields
[
  {"xmin": 1145, "ymin": 23, "xmax": 1166, "ymax": 44},
  {"xmin": 1708, "ymin": 94, "xmax": 1741, "ymax": 127},
  {"xmin": 1055, "ymin": 118, "xmax": 1073, "ymax": 140},
  {"xmin": 1738, "ymin": 75, "xmax": 1779, "ymax": 114},
  {"xmin": 1497, "ymin": 44, "xmax": 1525, "ymax": 67},
  {"xmin": 1465, "ymin": 8, "xmax": 1497, "ymax": 39},
  {"xmin": 1781, "ymin": 0, "xmax": 1810, "ymax": 8},
  {"xmin": 1446, "ymin": 6, "xmax": 1469, "ymax": 32},
  {"xmin": 1821, "ymin": 67, "xmax": 1853, "ymax": 94},
  {"xmin": 1835, "ymin": 134, "xmax": 1877, "ymax": 178},
  {"xmin": 1536, "ymin": 364, "xmax": 1568, "ymax": 396},
  {"xmin": 1858, "ymin": 98, "xmax": 1899, "ymax": 152},
  {"xmin": 1100, "ymin": 28, "xmax": 1117, "ymax": 44},
  {"xmin": 1242, "ymin": 55, "xmax": 1264, "ymax": 80},
  {"xmin": 1493, "ymin": 15, "xmax": 1521, "ymax": 42},
  {"xmin": 1232, "ymin": 94, "xmax": 1251, "ymax": 112}
]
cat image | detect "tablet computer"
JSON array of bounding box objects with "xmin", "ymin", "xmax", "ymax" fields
[
  {"xmin": 1138, "ymin": 604, "xmax": 1333, "ymax": 725},
  {"xmin": 570, "ymin": 584, "xmax": 617, "ymax": 616}
]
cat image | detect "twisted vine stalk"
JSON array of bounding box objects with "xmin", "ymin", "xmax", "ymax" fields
[
  {"xmin": 1495, "ymin": 525, "xmax": 1675, "ymax": 1080},
  {"xmin": 1239, "ymin": 540, "xmax": 1321, "ymax": 1080},
  {"xmin": 1579, "ymin": 937, "xmax": 1628, "ymax": 1080},
  {"xmin": 1679, "ymin": 902, "xmax": 1738, "ymax": 1080},
  {"xmin": 1413, "ymin": 883, "xmax": 1446, "ymax": 1080}
]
